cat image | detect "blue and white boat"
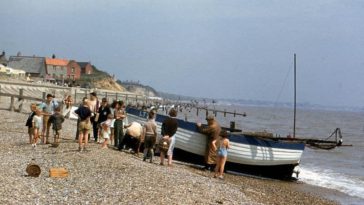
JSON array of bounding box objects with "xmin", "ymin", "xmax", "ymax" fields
[{"xmin": 126, "ymin": 107, "xmax": 305, "ymax": 179}]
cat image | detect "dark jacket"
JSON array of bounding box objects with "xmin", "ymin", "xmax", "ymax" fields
[
  {"xmin": 97, "ymin": 105, "xmax": 111, "ymax": 124},
  {"xmin": 48, "ymin": 113, "xmax": 65, "ymax": 130},
  {"xmin": 161, "ymin": 117, "xmax": 178, "ymax": 137},
  {"xmin": 25, "ymin": 112, "xmax": 36, "ymax": 127},
  {"xmin": 75, "ymin": 106, "xmax": 92, "ymax": 121}
]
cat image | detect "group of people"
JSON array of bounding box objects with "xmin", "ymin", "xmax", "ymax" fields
[
  {"xmin": 25, "ymin": 92, "xmax": 230, "ymax": 177},
  {"xmin": 197, "ymin": 115, "xmax": 231, "ymax": 179},
  {"xmin": 25, "ymin": 94, "xmax": 65, "ymax": 147}
]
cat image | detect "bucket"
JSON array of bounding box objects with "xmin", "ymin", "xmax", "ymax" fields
[{"xmin": 26, "ymin": 160, "xmax": 41, "ymax": 177}]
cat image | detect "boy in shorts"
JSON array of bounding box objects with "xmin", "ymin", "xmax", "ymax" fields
[{"xmin": 48, "ymin": 107, "xmax": 65, "ymax": 144}]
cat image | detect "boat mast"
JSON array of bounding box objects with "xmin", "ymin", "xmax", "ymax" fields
[{"xmin": 293, "ymin": 53, "xmax": 297, "ymax": 138}]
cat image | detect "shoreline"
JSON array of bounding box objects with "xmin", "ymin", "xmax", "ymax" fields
[{"xmin": 0, "ymin": 107, "xmax": 340, "ymax": 205}]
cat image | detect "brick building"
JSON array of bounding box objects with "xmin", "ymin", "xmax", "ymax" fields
[{"xmin": 77, "ymin": 62, "xmax": 93, "ymax": 75}]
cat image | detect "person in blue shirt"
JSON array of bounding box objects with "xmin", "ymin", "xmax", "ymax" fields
[{"xmin": 39, "ymin": 94, "xmax": 58, "ymax": 144}]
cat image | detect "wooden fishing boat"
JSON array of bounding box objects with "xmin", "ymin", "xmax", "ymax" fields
[{"xmin": 126, "ymin": 107, "xmax": 305, "ymax": 179}]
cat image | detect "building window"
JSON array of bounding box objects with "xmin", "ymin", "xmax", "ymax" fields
[{"xmin": 71, "ymin": 67, "xmax": 75, "ymax": 73}]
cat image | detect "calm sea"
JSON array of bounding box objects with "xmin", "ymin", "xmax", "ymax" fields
[{"xmin": 175, "ymin": 103, "xmax": 364, "ymax": 204}]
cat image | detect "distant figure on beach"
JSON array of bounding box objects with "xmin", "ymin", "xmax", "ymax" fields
[
  {"xmin": 75, "ymin": 97, "xmax": 92, "ymax": 152},
  {"xmin": 114, "ymin": 101, "xmax": 126, "ymax": 150},
  {"xmin": 160, "ymin": 108, "xmax": 178, "ymax": 166},
  {"xmin": 97, "ymin": 98, "xmax": 112, "ymax": 143},
  {"xmin": 25, "ymin": 103, "xmax": 37, "ymax": 144},
  {"xmin": 47, "ymin": 106, "xmax": 65, "ymax": 144},
  {"xmin": 100, "ymin": 114, "xmax": 113, "ymax": 149},
  {"xmin": 39, "ymin": 93, "xmax": 58, "ymax": 144},
  {"xmin": 212, "ymin": 130, "xmax": 230, "ymax": 179},
  {"xmin": 197, "ymin": 115, "xmax": 221, "ymax": 171},
  {"xmin": 143, "ymin": 111, "xmax": 157, "ymax": 162},
  {"xmin": 88, "ymin": 92, "xmax": 100, "ymax": 142},
  {"xmin": 62, "ymin": 95, "xmax": 73, "ymax": 118},
  {"xmin": 32, "ymin": 108, "xmax": 43, "ymax": 148}
]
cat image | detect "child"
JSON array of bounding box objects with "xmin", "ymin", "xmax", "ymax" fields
[
  {"xmin": 25, "ymin": 103, "xmax": 37, "ymax": 144},
  {"xmin": 48, "ymin": 106, "xmax": 65, "ymax": 144},
  {"xmin": 32, "ymin": 108, "xmax": 43, "ymax": 148},
  {"xmin": 212, "ymin": 130, "xmax": 230, "ymax": 179},
  {"xmin": 100, "ymin": 114, "xmax": 113, "ymax": 148},
  {"xmin": 143, "ymin": 111, "xmax": 157, "ymax": 162}
]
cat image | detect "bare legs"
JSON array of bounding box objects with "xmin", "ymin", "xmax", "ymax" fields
[
  {"xmin": 78, "ymin": 130, "xmax": 89, "ymax": 151},
  {"xmin": 214, "ymin": 156, "xmax": 227, "ymax": 178}
]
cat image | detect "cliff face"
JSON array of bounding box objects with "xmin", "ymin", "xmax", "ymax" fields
[
  {"xmin": 92, "ymin": 79, "xmax": 158, "ymax": 97},
  {"xmin": 93, "ymin": 77, "xmax": 125, "ymax": 92},
  {"xmin": 121, "ymin": 81, "xmax": 159, "ymax": 97}
]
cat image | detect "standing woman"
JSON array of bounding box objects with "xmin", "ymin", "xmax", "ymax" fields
[
  {"xmin": 160, "ymin": 108, "xmax": 178, "ymax": 166},
  {"xmin": 62, "ymin": 95, "xmax": 73, "ymax": 118},
  {"xmin": 114, "ymin": 100, "xmax": 126, "ymax": 150},
  {"xmin": 109, "ymin": 100, "xmax": 117, "ymax": 146},
  {"xmin": 88, "ymin": 92, "xmax": 99, "ymax": 142}
]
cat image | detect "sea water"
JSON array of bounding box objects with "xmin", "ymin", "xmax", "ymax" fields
[{"xmin": 176, "ymin": 104, "xmax": 364, "ymax": 204}]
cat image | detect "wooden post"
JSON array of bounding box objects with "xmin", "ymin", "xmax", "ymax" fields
[
  {"xmin": 74, "ymin": 89, "xmax": 77, "ymax": 104},
  {"xmin": 42, "ymin": 92, "xmax": 46, "ymax": 101},
  {"xmin": 224, "ymin": 109, "xmax": 226, "ymax": 117},
  {"xmin": 10, "ymin": 96, "xmax": 15, "ymax": 111},
  {"xmin": 196, "ymin": 108, "xmax": 199, "ymax": 116},
  {"xmin": 18, "ymin": 89, "xmax": 24, "ymax": 112}
]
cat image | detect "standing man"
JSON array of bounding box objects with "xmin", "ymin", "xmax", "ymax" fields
[
  {"xmin": 88, "ymin": 92, "xmax": 99, "ymax": 142},
  {"xmin": 97, "ymin": 98, "xmax": 111, "ymax": 143},
  {"xmin": 114, "ymin": 101, "xmax": 126, "ymax": 150},
  {"xmin": 197, "ymin": 115, "xmax": 221, "ymax": 171},
  {"xmin": 40, "ymin": 93, "xmax": 58, "ymax": 144}
]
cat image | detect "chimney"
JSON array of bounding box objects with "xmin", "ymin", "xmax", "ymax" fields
[{"xmin": 52, "ymin": 54, "xmax": 56, "ymax": 59}]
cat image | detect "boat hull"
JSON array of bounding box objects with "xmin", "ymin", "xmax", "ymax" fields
[{"xmin": 126, "ymin": 107, "xmax": 305, "ymax": 179}]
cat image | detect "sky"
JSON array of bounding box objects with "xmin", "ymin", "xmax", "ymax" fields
[{"xmin": 1, "ymin": 0, "xmax": 364, "ymax": 107}]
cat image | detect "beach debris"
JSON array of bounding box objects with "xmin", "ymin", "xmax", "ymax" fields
[
  {"xmin": 26, "ymin": 159, "xmax": 41, "ymax": 177},
  {"xmin": 49, "ymin": 167, "xmax": 68, "ymax": 178}
]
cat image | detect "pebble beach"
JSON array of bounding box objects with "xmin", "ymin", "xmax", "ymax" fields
[{"xmin": 0, "ymin": 99, "xmax": 340, "ymax": 205}]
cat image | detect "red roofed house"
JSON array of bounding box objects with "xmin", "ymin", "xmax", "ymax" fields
[
  {"xmin": 67, "ymin": 60, "xmax": 81, "ymax": 80},
  {"xmin": 45, "ymin": 57, "xmax": 69, "ymax": 81}
]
